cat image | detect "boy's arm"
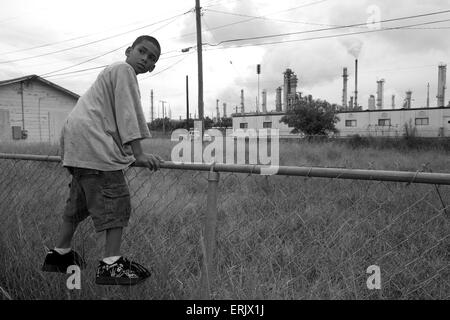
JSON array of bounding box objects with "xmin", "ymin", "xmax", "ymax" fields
[{"xmin": 129, "ymin": 139, "xmax": 164, "ymax": 171}]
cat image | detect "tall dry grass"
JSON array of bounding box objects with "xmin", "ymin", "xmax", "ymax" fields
[{"xmin": 0, "ymin": 137, "xmax": 449, "ymax": 299}]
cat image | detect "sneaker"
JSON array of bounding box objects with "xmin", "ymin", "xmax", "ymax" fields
[
  {"xmin": 95, "ymin": 257, "xmax": 151, "ymax": 286},
  {"xmin": 41, "ymin": 249, "xmax": 87, "ymax": 273}
]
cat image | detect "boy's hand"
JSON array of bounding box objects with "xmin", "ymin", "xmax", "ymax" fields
[{"xmin": 134, "ymin": 153, "xmax": 164, "ymax": 171}]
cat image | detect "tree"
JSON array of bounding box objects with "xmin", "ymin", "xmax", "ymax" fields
[
  {"xmin": 216, "ymin": 117, "xmax": 232, "ymax": 128},
  {"xmin": 204, "ymin": 116, "xmax": 214, "ymax": 129},
  {"xmin": 280, "ymin": 95, "xmax": 340, "ymax": 136}
]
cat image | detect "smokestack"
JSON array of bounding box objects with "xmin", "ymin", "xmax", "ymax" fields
[
  {"xmin": 368, "ymin": 95, "xmax": 375, "ymax": 110},
  {"xmin": 223, "ymin": 102, "xmax": 227, "ymax": 118},
  {"xmin": 404, "ymin": 91, "xmax": 412, "ymax": 109},
  {"xmin": 427, "ymin": 83, "xmax": 430, "ymax": 108},
  {"xmin": 290, "ymin": 74, "xmax": 298, "ymax": 103},
  {"xmin": 283, "ymin": 69, "xmax": 290, "ymax": 112},
  {"xmin": 342, "ymin": 67, "xmax": 348, "ymax": 110},
  {"xmin": 216, "ymin": 99, "xmax": 220, "ymax": 119},
  {"xmin": 376, "ymin": 79, "xmax": 385, "ymax": 109},
  {"xmin": 391, "ymin": 95, "xmax": 395, "ymax": 109},
  {"xmin": 354, "ymin": 59, "xmax": 358, "ymax": 109},
  {"xmin": 349, "ymin": 96, "xmax": 354, "ymax": 109},
  {"xmin": 276, "ymin": 87, "xmax": 282, "ymax": 112},
  {"xmin": 240, "ymin": 89, "xmax": 245, "ymax": 114},
  {"xmin": 437, "ymin": 64, "xmax": 447, "ymax": 107},
  {"xmin": 262, "ymin": 89, "xmax": 267, "ymax": 113}
]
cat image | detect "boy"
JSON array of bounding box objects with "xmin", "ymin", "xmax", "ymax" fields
[{"xmin": 42, "ymin": 35, "xmax": 164, "ymax": 286}]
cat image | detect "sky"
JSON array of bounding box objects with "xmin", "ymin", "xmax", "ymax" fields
[{"xmin": 0, "ymin": 0, "xmax": 449, "ymax": 121}]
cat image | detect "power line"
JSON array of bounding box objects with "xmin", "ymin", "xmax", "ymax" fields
[
  {"xmin": 39, "ymin": 15, "xmax": 183, "ymax": 77},
  {"xmin": 167, "ymin": 0, "xmax": 331, "ymax": 42},
  {"xmin": 203, "ymin": 18, "xmax": 450, "ymax": 50},
  {"xmin": 0, "ymin": 10, "xmax": 193, "ymax": 65},
  {"xmin": 201, "ymin": 15, "xmax": 243, "ymax": 79},
  {"xmin": 0, "ymin": 16, "xmax": 177, "ymax": 56},
  {"xmin": 207, "ymin": 12, "xmax": 449, "ymax": 33},
  {"xmin": 203, "ymin": 9, "xmax": 450, "ymax": 46},
  {"xmin": 38, "ymin": 47, "xmax": 126, "ymax": 78},
  {"xmin": 37, "ymin": 17, "xmax": 449, "ymax": 82},
  {"xmin": 36, "ymin": 49, "xmax": 197, "ymax": 81},
  {"xmin": 41, "ymin": 65, "xmax": 108, "ymax": 79},
  {"xmin": 39, "ymin": 68, "xmax": 104, "ymax": 81},
  {"xmin": 143, "ymin": 52, "xmax": 194, "ymax": 80},
  {"xmin": 206, "ymin": 8, "xmax": 354, "ymax": 29},
  {"xmin": 41, "ymin": 50, "xmax": 195, "ymax": 81}
]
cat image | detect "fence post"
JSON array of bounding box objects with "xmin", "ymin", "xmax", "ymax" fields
[{"xmin": 200, "ymin": 166, "xmax": 220, "ymax": 299}]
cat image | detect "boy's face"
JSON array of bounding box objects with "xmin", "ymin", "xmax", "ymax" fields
[{"xmin": 125, "ymin": 40, "xmax": 160, "ymax": 75}]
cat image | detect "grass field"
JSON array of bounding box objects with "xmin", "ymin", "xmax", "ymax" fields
[{"xmin": 0, "ymin": 137, "xmax": 449, "ymax": 299}]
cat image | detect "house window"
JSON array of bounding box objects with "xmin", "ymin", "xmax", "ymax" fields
[
  {"xmin": 345, "ymin": 120, "xmax": 357, "ymax": 127},
  {"xmin": 415, "ymin": 118, "xmax": 429, "ymax": 126},
  {"xmin": 263, "ymin": 122, "xmax": 272, "ymax": 128},
  {"xmin": 240, "ymin": 123, "xmax": 248, "ymax": 129},
  {"xmin": 378, "ymin": 119, "xmax": 391, "ymax": 126}
]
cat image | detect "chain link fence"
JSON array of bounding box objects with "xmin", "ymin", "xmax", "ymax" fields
[{"xmin": 0, "ymin": 155, "xmax": 449, "ymax": 300}]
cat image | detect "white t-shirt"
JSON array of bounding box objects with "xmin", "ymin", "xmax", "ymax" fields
[{"xmin": 61, "ymin": 61, "xmax": 151, "ymax": 171}]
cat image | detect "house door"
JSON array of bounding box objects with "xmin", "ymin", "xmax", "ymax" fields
[{"xmin": 444, "ymin": 117, "xmax": 450, "ymax": 137}]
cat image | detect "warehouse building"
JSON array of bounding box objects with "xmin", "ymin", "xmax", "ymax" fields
[{"xmin": 0, "ymin": 75, "xmax": 79, "ymax": 143}]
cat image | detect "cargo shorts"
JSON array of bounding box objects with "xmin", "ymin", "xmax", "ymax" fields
[{"xmin": 63, "ymin": 167, "xmax": 131, "ymax": 232}]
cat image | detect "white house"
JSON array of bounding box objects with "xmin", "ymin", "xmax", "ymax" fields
[
  {"xmin": 335, "ymin": 107, "xmax": 450, "ymax": 137},
  {"xmin": 0, "ymin": 75, "xmax": 79, "ymax": 143},
  {"xmin": 232, "ymin": 106, "xmax": 450, "ymax": 138},
  {"xmin": 232, "ymin": 111, "xmax": 296, "ymax": 137}
]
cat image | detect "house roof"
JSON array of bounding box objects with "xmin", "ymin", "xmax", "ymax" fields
[
  {"xmin": 0, "ymin": 74, "xmax": 80, "ymax": 99},
  {"xmin": 232, "ymin": 106, "xmax": 450, "ymax": 118}
]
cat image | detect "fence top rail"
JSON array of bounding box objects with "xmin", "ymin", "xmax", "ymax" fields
[{"xmin": 1, "ymin": 153, "xmax": 450, "ymax": 185}]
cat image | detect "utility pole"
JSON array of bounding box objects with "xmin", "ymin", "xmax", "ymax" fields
[
  {"xmin": 150, "ymin": 90, "xmax": 154, "ymax": 122},
  {"xmin": 160, "ymin": 100, "xmax": 167, "ymax": 135},
  {"xmin": 195, "ymin": 0, "xmax": 205, "ymax": 142},
  {"xmin": 195, "ymin": 0, "xmax": 204, "ymax": 121},
  {"xmin": 186, "ymin": 75, "xmax": 190, "ymax": 129}
]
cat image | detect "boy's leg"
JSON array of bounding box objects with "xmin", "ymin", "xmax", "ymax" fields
[
  {"xmin": 104, "ymin": 227, "xmax": 123, "ymax": 257},
  {"xmin": 42, "ymin": 170, "xmax": 88, "ymax": 273},
  {"xmin": 42, "ymin": 220, "xmax": 86, "ymax": 273},
  {"xmin": 57, "ymin": 220, "xmax": 80, "ymax": 249},
  {"xmin": 93, "ymin": 170, "xmax": 151, "ymax": 285}
]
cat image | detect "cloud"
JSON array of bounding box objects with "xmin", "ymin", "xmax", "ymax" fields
[{"xmin": 328, "ymin": 0, "xmax": 450, "ymax": 55}]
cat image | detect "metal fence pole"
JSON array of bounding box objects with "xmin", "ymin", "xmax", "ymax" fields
[{"xmin": 200, "ymin": 167, "xmax": 220, "ymax": 299}]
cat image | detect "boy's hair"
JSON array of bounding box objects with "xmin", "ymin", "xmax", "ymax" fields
[{"xmin": 132, "ymin": 35, "xmax": 161, "ymax": 56}]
